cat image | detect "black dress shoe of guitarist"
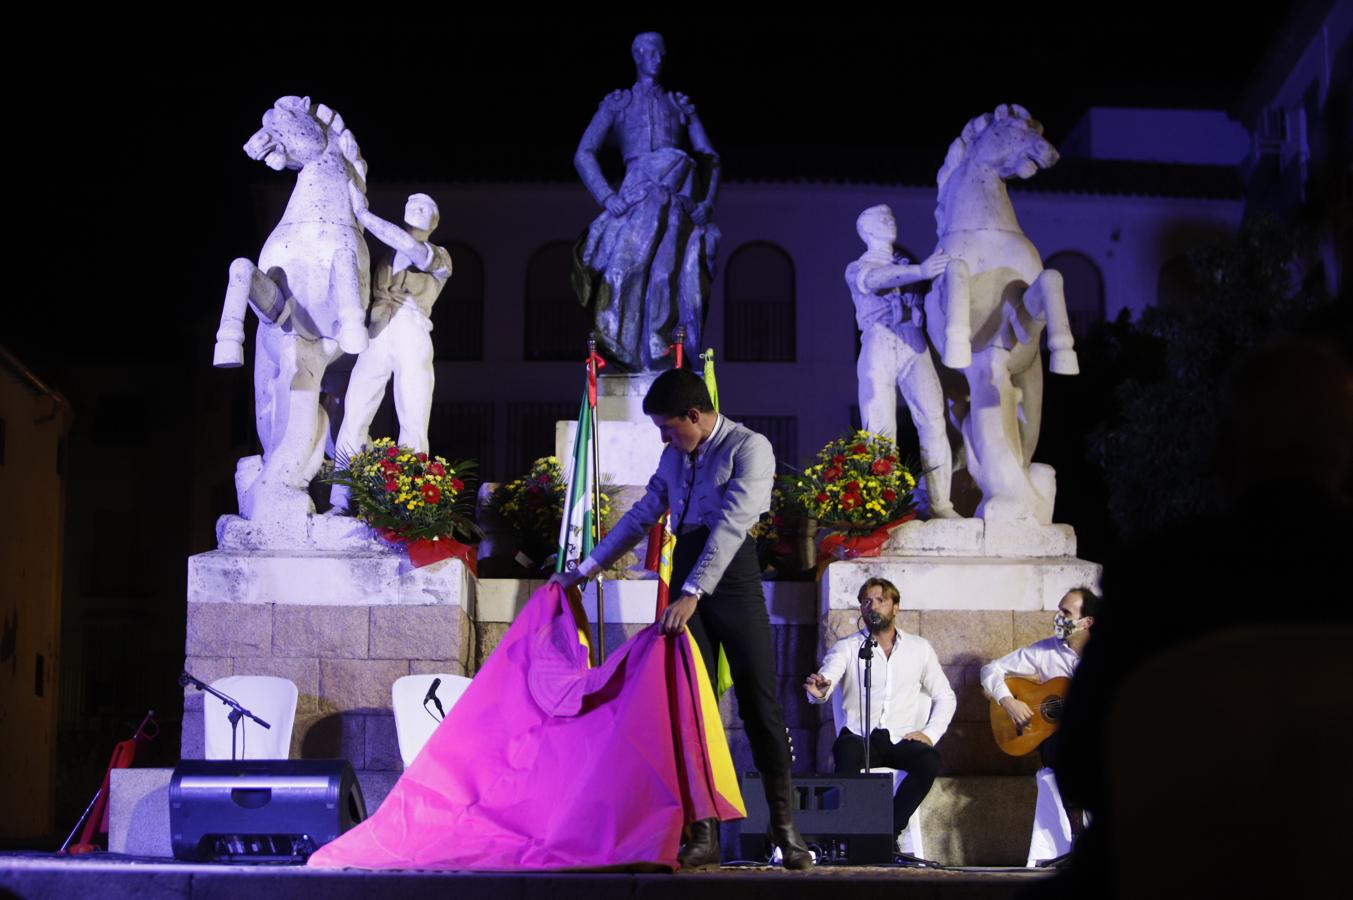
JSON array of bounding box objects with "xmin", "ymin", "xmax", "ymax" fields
[{"xmin": 677, "ymin": 817, "xmax": 721, "ymax": 870}]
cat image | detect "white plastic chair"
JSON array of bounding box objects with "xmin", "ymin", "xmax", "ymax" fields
[
  {"xmin": 831, "ymin": 689, "xmax": 930, "ymax": 858},
  {"xmin": 392, "ymin": 674, "xmax": 472, "ymax": 768},
  {"xmin": 203, "ymin": 675, "xmax": 298, "ymax": 760}
]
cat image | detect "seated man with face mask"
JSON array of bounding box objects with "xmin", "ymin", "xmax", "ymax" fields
[{"xmin": 980, "ymin": 586, "xmax": 1100, "ymax": 846}]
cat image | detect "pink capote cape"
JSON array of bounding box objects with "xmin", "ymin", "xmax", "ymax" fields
[{"xmin": 307, "ymin": 583, "xmax": 745, "ymax": 870}]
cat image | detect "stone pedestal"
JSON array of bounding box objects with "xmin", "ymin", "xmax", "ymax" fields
[
  {"xmin": 182, "ymin": 540, "xmax": 474, "ymax": 789},
  {"xmin": 554, "ymin": 373, "xmax": 666, "ymax": 488}
]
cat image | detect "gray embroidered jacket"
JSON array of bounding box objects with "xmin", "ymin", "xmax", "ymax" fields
[{"xmin": 587, "ymin": 417, "xmax": 774, "ymax": 597}]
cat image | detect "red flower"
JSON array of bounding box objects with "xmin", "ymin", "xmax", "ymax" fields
[
  {"xmin": 422, "ymin": 483, "xmax": 442, "ymax": 504},
  {"xmin": 832, "ymin": 454, "xmax": 846, "ymax": 465},
  {"xmin": 816, "ymin": 492, "xmax": 829, "ymax": 504},
  {"xmin": 771, "ymin": 514, "xmax": 783, "ymax": 526},
  {"xmin": 882, "ymin": 489, "xmax": 897, "ymax": 502},
  {"xmin": 415, "ymin": 452, "xmax": 428, "ymax": 462},
  {"xmin": 852, "ymin": 443, "xmax": 868, "ymax": 455},
  {"xmin": 846, "ymin": 480, "xmax": 860, "ymax": 492},
  {"xmin": 385, "ymin": 446, "xmax": 400, "ymax": 459},
  {"xmin": 872, "ymin": 458, "xmax": 893, "ymax": 475},
  {"xmin": 428, "ymin": 462, "xmax": 445, "ymax": 476},
  {"xmin": 842, "ymin": 493, "xmax": 861, "ymax": 510},
  {"xmin": 451, "ymin": 477, "xmax": 465, "ymax": 492},
  {"xmin": 384, "ymin": 479, "xmax": 399, "ymax": 493},
  {"xmin": 823, "ymin": 466, "xmax": 841, "ymax": 483},
  {"xmin": 380, "ymin": 459, "xmax": 400, "ymax": 475}
]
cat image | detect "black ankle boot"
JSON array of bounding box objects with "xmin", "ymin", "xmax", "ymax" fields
[
  {"xmin": 677, "ymin": 817, "xmax": 721, "ymax": 870},
  {"xmin": 764, "ymin": 772, "xmax": 814, "ymax": 870}
]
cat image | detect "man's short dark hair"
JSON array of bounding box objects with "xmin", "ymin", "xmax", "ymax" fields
[
  {"xmin": 857, "ymin": 577, "xmax": 901, "ymax": 607},
  {"xmin": 642, "ymin": 369, "xmax": 714, "ymax": 418},
  {"xmin": 1069, "ymin": 586, "xmax": 1101, "ymax": 619}
]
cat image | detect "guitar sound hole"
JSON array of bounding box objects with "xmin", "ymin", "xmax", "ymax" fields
[{"xmin": 1041, "ymin": 696, "xmax": 1063, "ymax": 722}]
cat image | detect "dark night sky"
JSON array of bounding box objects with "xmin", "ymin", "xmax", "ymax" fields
[{"xmin": 11, "ymin": 8, "xmax": 1296, "ymax": 375}]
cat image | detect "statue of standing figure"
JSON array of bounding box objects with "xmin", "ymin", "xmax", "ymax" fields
[
  {"xmin": 572, "ymin": 32, "xmax": 720, "ymax": 371},
  {"xmin": 847, "ymin": 205, "xmax": 957, "ymax": 518},
  {"xmin": 329, "ymin": 186, "xmax": 452, "ymax": 514}
]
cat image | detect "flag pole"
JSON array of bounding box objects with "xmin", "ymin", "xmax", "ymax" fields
[{"xmin": 588, "ymin": 335, "xmax": 606, "ymax": 663}]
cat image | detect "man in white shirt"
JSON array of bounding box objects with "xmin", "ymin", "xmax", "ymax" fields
[
  {"xmin": 804, "ymin": 577, "xmax": 956, "ymax": 848},
  {"xmin": 980, "ymin": 586, "xmax": 1098, "ymax": 844},
  {"xmin": 980, "ymin": 587, "xmax": 1098, "ymax": 772}
]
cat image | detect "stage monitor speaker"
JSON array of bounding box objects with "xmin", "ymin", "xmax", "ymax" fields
[
  {"xmin": 740, "ymin": 772, "xmax": 894, "ymax": 864},
  {"xmin": 169, "ymin": 759, "xmax": 366, "ymax": 862}
]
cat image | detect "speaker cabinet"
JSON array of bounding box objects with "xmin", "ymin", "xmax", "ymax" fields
[
  {"xmin": 741, "ymin": 772, "xmax": 895, "ymax": 864},
  {"xmin": 169, "ymin": 759, "xmax": 366, "ymax": 861}
]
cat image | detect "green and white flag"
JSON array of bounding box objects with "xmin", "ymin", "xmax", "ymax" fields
[{"xmin": 555, "ymin": 392, "xmax": 596, "ymax": 572}]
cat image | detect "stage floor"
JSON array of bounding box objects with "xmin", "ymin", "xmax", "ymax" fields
[{"xmin": 0, "ymin": 851, "xmax": 1051, "ymax": 899}]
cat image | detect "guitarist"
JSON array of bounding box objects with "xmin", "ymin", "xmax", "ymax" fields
[{"xmin": 980, "ymin": 587, "xmax": 1099, "ymax": 836}]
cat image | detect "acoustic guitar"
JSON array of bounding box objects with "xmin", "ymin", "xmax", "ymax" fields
[{"xmin": 989, "ymin": 676, "xmax": 1070, "ymax": 756}]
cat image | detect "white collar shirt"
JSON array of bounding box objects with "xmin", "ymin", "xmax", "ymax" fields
[
  {"xmin": 808, "ymin": 627, "xmax": 956, "ymax": 746},
  {"xmin": 978, "ymin": 636, "xmax": 1082, "ymax": 704}
]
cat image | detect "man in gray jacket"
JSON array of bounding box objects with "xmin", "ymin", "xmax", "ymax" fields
[{"xmin": 550, "ymin": 368, "xmax": 812, "ymax": 870}]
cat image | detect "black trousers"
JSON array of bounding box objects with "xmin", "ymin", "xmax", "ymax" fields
[
  {"xmin": 672, "ymin": 528, "xmax": 793, "ymax": 777},
  {"xmin": 832, "ymin": 728, "xmax": 941, "ymax": 836}
]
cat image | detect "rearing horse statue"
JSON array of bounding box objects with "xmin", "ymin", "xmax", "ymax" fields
[
  {"xmin": 924, "ymin": 104, "xmax": 1079, "ymax": 523},
  {"xmin": 212, "ymin": 96, "xmax": 370, "ymax": 525}
]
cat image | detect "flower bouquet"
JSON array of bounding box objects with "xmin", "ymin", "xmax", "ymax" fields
[
  {"xmin": 781, "ymin": 430, "xmax": 918, "ymax": 561},
  {"xmin": 487, "ymin": 456, "xmax": 612, "ymax": 572},
  {"xmin": 326, "ymin": 437, "xmax": 482, "ymax": 569}
]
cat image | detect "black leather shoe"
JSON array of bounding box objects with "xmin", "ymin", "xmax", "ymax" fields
[
  {"xmin": 677, "ymin": 817, "xmax": 721, "ymax": 871},
  {"xmin": 764, "ymin": 772, "xmax": 814, "ymax": 870}
]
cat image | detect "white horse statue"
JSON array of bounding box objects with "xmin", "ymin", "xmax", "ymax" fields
[
  {"xmin": 924, "ymin": 104, "xmax": 1079, "ymax": 523},
  {"xmin": 212, "ymin": 96, "xmax": 371, "ymax": 524}
]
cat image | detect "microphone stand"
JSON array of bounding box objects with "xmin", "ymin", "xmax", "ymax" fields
[
  {"xmin": 180, "ymin": 671, "xmax": 271, "ymax": 761},
  {"xmin": 859, "ymin": 616, "xmax": 878, "ymax": 773}
]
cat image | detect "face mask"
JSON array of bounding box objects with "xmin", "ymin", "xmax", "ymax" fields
[{"xmin": 1053, "ymin": 613, "xmax": 1083, "ymax": 640}]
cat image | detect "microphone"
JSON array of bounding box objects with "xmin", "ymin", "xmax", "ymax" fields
[
  {"xmin": 865, "ymin": 611, "xmax": 883, "ymax": 628},
  {"xmin": 178, "ymin": 672, "xmax": 191, "ymax": 688},
  {"xmin": 423, "ymin": 678, "xmax": 445, "ymax": 719}
]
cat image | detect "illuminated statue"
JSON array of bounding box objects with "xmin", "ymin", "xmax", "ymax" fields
[
  {"xmin": 212, "ymin": 96, "xmax": 370, "ymax": 524},
  {"xmin": 329, "ymin": 186, "xmax": 452, "ymax": 514},
  {"xmin": 925, "ymin": 104, "xmax": 1080, "ymax": 522},
  {"xmin": 847, "ymin": 205, "xmax": 957, "ymax": 518},
  {"xmin": 573, "ymin": 32, "xmax": 720, "ymax": 371}
]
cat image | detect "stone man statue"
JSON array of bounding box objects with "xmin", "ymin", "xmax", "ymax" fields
[
  {"xmin": 330, "ymin": 185, "xmax": 451, "ymax": 513},
  {"xmin": 847, "ymin": 205, "xmax": 957, "ymax": 518},
  {"xmin": 573, "ymin": 31, "xmax": 720, "ymax": 371}
]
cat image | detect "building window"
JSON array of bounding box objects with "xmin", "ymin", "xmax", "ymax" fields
[
  {"xmin": 432, "ymin": 242, "xmax": 484, "ymax": 361},
  {"xmin": 724, "ymin": 242, "xmax": 795, "ymax": 362},
  {"xmin": 728, "ymin": 414, "xmax": 798, "ymax": 471},
  {"xmin": 524, "ymin": 242, "xmax": 591, "ymax": 361},
  {"xmin": 429, "ymin": 402, "xmax": 497, "ymax": 483},
  {"xmin": 506, "ymin": 402, "xmax": 576, "ymax": 477},
  {"xmin": 1157, "ymin": 256, "xmax": 1194, "ymax": 309},
  {"xmin": 1042, "ymin": 251, "xmax": 1105, "ymax": 336}
]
